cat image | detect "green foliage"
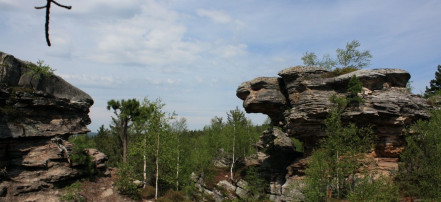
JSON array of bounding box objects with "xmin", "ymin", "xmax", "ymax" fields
[
  {"xmin": 98, "ymin": 97, "xmax": 266, "ymax": 199},
  {"xmin": 347, "ymin": 175, "xmax": 399, "ymax": 202},
  {"xmin": 301, "ymin": 51, "xmax": 318, "ymax": 67},
  {"xmin": 290, "ymin": 137, "xmax": 304, "ymax": 152},
  {"xmin": 346, "ymin": 75, "xmax": 364, "ymax": 106},
  {"xmin": 115, "ymin": 163, "xmax": 140, "ymax": 199},
  {"xmin": 347, "ymin": 75, "xmax": 363, "ymax": 96},
  {"xmin": 244, "ymin": 166, "xmax": 268, "ymax": 200},
  {"xmin": 107, "ymin": 98, "xmax": 141, "ymax": 163},
  {"xmin": 157, "ymin": 189, "xmax": 190, "ymax": 202},
  {"xmin": 59, "ymin": 180, "xmax": 85, "ymax": 202},
  {"xmin": 304, "ymin": 148, "xmax": 333, "ymax": 201},
  {"xmin": 398, "ymin": 109, "xmax": 441, "ymax": 200},
  {"xmin": 304, "ymin": 94, "xmax": 375, "ymax": 201},
  {"xmin": 26, "ymin": 60, "xmax": 55, "ymax": 79},
  {"xmin": 302, "ymin": 40, "xmax": 371, "ymax": 70},
  {"xmin": 93, "ymin": 125, "xmax": 122, "ymax": 167},
  {"xmin": 336, "ymin": 40, "xmax": 372, "ymax": 69},
  {"xmin": 426, "ymin": 90, "xmax": 441, "ymax": 107},
  {"xmin": 69, "ymin": 134, "xmax": 96, "ymax": 176},
  {"xmin": 302, "ymin": 52, "xmax": 336, "ymax": 70},
  {"xmin": 424, "ymin": 65, "xmax": 441, "ymax": 97}
]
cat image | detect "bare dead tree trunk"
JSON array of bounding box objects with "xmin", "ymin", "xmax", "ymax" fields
[
  {"xmin": 122, "ymin": 119, "xmax": 128, "ymax": 163},
  {"xmin": 35, "ymin": 0, "xmax": 72, "ymax": 46}
]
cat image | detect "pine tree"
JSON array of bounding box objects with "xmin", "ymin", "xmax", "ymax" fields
[
  {"xmin": 424, "ymin": 65, "xmax": 441, "ymax": 97},
  {"xmin": 107, "ymin": 99, "xmax": 140, "ymax": 163}
]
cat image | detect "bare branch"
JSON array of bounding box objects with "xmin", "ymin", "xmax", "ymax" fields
[
  {"xmin": 52, "ymin": 0, "xmax": 72, "ymax": 10},
  {"xmin": 35, "ymin": 0, "xmax": 72, "ymax": 47},
  {"xmin": 34, "ymin": 6, "xmax": 47, "ymax": 9}
]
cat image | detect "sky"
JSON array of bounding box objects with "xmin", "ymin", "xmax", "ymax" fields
[{"xmin": 1, "ymin": 0, "xmax": 441, "ymax": 132}]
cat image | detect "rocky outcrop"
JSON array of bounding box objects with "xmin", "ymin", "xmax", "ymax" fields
[
  {"xmin": 237, "ymin": 66, "xmax": 432, "ymax": 201},
  {"xmin": 0, "ymin": 51, "xmax": 97, "ymax": 200},
  {"xmin": 237, "ymin": 66, "xmax": 430, "ymax": 156}
]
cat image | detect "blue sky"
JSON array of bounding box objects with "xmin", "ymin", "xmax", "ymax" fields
[{"xmin": 1, "ymin": 0, "xmax": 440, "ymax": 132}]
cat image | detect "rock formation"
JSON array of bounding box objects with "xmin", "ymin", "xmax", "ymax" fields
[
  {"xmin": 237, "ymin": 66, "xmax": 432, "ymax": 200},
  {"xmin": 0, "ymin": 51, "xmax": 102, "ymax": 200},
  {"xmin": 237, "ymin": 66, "xmax": 430, "ymax": 155}
]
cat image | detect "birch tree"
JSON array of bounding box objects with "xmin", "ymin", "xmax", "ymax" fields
[
  {"xmin": 171, "ymin": 118, "xmax": 187, "ymax": 191},
  {"xmin": 226, "ymin": 107, "xmax": 248, "ymax": 181}
]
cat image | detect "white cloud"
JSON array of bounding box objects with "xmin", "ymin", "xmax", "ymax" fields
[
  {"xmin": 213, "ymin": 44, "xmax": 247, "ymax": 58},
  {"xmin": 60, "ymin": 74, "xmax": 129, "ymax": 88},
  {"xmin": 196, "ymin": 9, "xmax": 232, "ymax": 24}
]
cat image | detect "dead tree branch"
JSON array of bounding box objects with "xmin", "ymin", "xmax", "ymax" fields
[{"xmin": 35, "ymin": 0, "xmax": 71, "ymax": 47}]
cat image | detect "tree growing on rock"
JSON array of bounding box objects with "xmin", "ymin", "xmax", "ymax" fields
[{"xmin": 301, "ymin": 40, "xmax": 372, "ymax": 70}]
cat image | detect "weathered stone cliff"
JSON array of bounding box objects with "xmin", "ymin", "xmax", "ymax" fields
[
  {"xmin": 237, "ymin": 66, "xmax": 430, "ymax": 156},
  {"xmin": 237, "ymin": 66, "xmax": 432, "ymax": 200},
  {"xmin": 0, "ymin": 51, "xmax": 99, "ymax": 201}
]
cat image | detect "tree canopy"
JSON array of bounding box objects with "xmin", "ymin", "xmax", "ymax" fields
[
  {"xmin": 424, "ymin": 65, "xmax": 441, "ymax": 97},
  {"xmin": 301, "ymin": 40, "xmax": 372, "ymax": 70}
]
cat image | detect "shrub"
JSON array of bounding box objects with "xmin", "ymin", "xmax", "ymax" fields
[
  {"xmin": 59, "ymin": 180, "xmax": 85, "ymax": 202},
  {"xmin": 139, "ymin": 185, "xmax": 156, "ymax": 199},
  {"xmin": 69, "ymin": 134, "xmax": 96, "ymax": 176},
  {"xmin": 244, "ymin": 166, "xmax": 267, "ymax": 200},
  {"xmin": 157, "ymin": 189, "xmax": 189, "ymax": 202},
  {"xmin": 398, "ymin": 109, "xmax": 441, "ymax": 200},
  {"xmin": 26, "ymin": 60, "xmax": 55, "ymax": 79},
  {"xmin": 115, "ymin": 163, "xmax": 140, "ymax": 199},
  {"xmin": 304, "ymin": 93, "xmax": 374, "ymax": 201},
  {"xmin": 347, "ymin": 175, "xmax": 398, "ymax": 202}
]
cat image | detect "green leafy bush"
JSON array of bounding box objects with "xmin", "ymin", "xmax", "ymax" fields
[
  {"xmin": 26, "ymin": 60, "xmax": 55, "ymax": 79},
  {"xmin": 244, "ymin": 166, "xmax": 268, "ymax": 200},
  {"xmin": 347, "ymin": 175, "xmax": 398, "ymax": 202},
  {"xmin": 115, "ymin": 163, "xmax": 140, "ymax": 199},
  {"xmin": 59, "ymin": 180, "xmax": 85, "ymax": 202},
  {"xmin": 304, "ymin": 93, "xmax": 375, "ymax": 201},
  {"xmin": 398, "ymin": 109, "xmax": 441, "ymax": 200},
  {"xmin": 69, "ymin": 134, "xmax": 96, "ymax": 176},
  {"xmin": 157, "ymin": 189, "xmax": 189, "ymax": 202}
]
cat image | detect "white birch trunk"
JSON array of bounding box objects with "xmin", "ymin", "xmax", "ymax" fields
[
  {"xmin": 230, "ymin": 125, "xmax": 236, "ymax": 182},
  {"xmin": 143, "ymin": 153, "xmax": 147, "ymax": 188},
  {"xmin": 143, "ymin": 132, "xmax": 147, "ymax": 188},
  {"xmin": 176, "ymin": 148, "xmax": 179, "ymax": 191},
  {"xmin": 155, "ymin": 130, "xmax": 159, "ymax": 200}
]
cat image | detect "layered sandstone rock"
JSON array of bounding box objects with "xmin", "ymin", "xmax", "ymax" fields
[
  {"xmin": 0, "ymin": 51, "xmax": 99, "ymax": 199},
  {"xmin": 237, "ymin": 66, "xmax": 430, "ymax": 156},
  {"xmin": 237, "ymin": 66, "xmax": 432, "ymax": 200}
]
